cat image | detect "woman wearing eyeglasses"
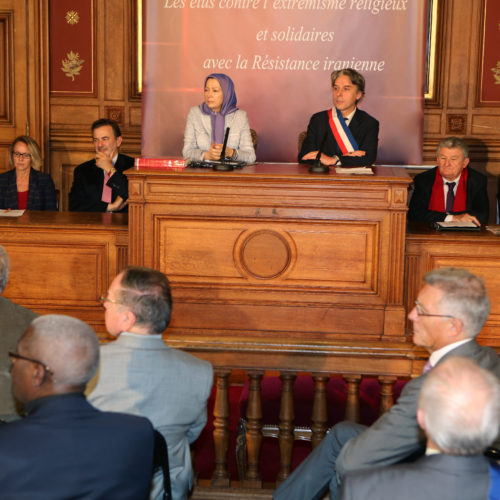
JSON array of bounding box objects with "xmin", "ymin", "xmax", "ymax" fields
[{"xmin": 0, "ymin": 136, "xmax": 57, "ymax": 211}]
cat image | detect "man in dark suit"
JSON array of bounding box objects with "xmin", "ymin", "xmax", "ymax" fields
[
  {"xmin": 69, "ymin": 118, "xmax": 133, "ymax": 212},
  {"xmin": 299, "ymin": 68, "xmax": 379, "ymax": 166},
  {"xmin": 408, "ymin": 136, "xmax": 489, "ymax": 225},
  {"xmin": 339, "ymin": 356, "xmax": 500, "ymax": 500},
  {"xmin": 0, "ymin": 245, "xmax": 38, "ymax": 420},
  {"xmin": 0, "ymin": 314, "xmax": 155, "ymax": 498},
  {"xmin": 273, "ymin": 267, "xmax": 500, "ymax": 500}
]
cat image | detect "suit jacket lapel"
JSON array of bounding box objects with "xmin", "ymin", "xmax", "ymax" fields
[{"xmin": 5, "ymin": 170, "xmax": 18, "ymax": 209}]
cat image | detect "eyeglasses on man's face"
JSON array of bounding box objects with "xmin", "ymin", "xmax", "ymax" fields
[
  {"xmin": 12, "ymin": 152, "xmax": 32, "ymax": 160},
  {"xmin": 100, "ymin": 294, "xmax": 122, "ymax": 306},
  {"xmin": 414, "ymin": 300, "xmax": 455, "ymax": 319},
  {"xmin": 8, "ymin": 351, "xmax": 54, "ymax": 376}
]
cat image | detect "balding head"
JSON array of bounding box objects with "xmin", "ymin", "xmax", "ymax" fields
[
  {"xmin": 418, "ymin": 356, "xmax": 500, "ymax": 455},
  {"xmin": 15, "ymin": 315, "xmax": 99, "ymax": 401},
  {"xmin": 0, "ymin": 245, "xmax": 10, "ymax": 294}
]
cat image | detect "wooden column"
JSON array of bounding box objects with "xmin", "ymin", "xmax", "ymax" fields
[
  {"xmin": 243, "ymin": 371, "xmax": 263, "ymax": 488},
  {"xmin": 344, "ymin": 375, "xmax": 361, "ymax": 422},
  {"xmin": 211, "ymin": 369, "xmax": 231, "ymax": 486},
  {"xmin": 311, "ymin": 374, "xmax": 329, "ymax": 448},
  {"xmin": 277, "ymin": 372, "xmax": 296, "ymax": 483}
]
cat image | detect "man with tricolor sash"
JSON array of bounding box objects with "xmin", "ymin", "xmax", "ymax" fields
[
  {"xmin": 299, "ymin": 68, "xmax": 379, "ymax": 167},
  {"xmin": 408, "ymin": 136, "xmax": 489, "ymax": 226}
]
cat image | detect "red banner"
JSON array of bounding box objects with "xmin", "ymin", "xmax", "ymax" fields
[
  {"xmin": 480, "ymin": 0, "xmax": 500, "ymax": 104},
  {"xmin": 49, "ymin": 0, "xmax": 94, "ymax": 94},
  {"xmin": 142, "ymin": 0, "xmax": 427, "ymax": 164}
]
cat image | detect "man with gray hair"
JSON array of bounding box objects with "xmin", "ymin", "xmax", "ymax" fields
[
  {"xmin": 88, "ymin": 266, "xmax": 213, "ymax": 500},
  {"xmin": 339, "ymin": 356, "xmax": 500, "ymax": 500},
  {"xmin": 0, "ymin": 314, "xmax": 155, "ymax": 498},
  {"xmin": 274, "ymin": 267, "xmax": 500, "ymax": 500},
  {"xmin": 0, "ymin": 245, "xmax": 38, "ymax": 419},
  {"xmin": 408, "ymin": 136, "xmax": 489, "ymax": 225}
]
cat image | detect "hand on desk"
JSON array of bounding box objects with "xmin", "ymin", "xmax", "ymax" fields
[
  {"xmin": 451, "ymin": 213, "xmax": 480, "ymax": 226},
  {"xmin": 343, "ymin": 150, "xmax": 366, "ymax": 157},
  {"xmin": 302, "ymin": 150, "xmax": 366, "ymax": 165},
  {"xmin": 205, "ymin": 143, "xmax": 235, "ymax": 161},
  {"xmin": 301, "ymin": 151, "xmax": 337, "ymax": 166}
]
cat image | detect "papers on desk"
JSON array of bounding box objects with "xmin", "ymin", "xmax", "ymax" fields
[
  {"xmin": 0, "ymin": 209, "xmax": 25, "ymax": 217},
  {"xmin": 434, "ymin": 221, "xmax": 480, "ymax": 231},
  {"xmin": 335, "ymin": 167, "xmax": 373, "ymax": 175},
  {"xmin": 486, "ymin": 225, "xmax": 500, "ymax": 236}
]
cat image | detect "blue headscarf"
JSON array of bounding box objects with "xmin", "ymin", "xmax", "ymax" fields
[{"xmin": 199, "ymin": 73, "xmax": 238, "ymax": 144}]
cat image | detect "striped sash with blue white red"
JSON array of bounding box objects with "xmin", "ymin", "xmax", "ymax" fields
[{"xmin": 327, "ymin": 108, "xmax": 359, "ymax": 154}]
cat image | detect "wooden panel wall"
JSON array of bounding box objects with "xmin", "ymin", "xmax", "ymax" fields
[
  {"xmin": 1, "ymin": 0, "xmax": 493, "ymax": 212},
  {"xmin": 48, "ymin": 0, "xmax": 141, "ymax": 211},
  {"xmin": 0, "ymin": 0, "xmax": 47, "ymax": 173}
]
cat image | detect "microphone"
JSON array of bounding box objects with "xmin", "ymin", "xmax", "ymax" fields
[
  {"xmin": 220, "ymin": 127, "xmax": 230, "ymax": 161},
  {"xmin": 308, "ymin": 130, "xmax": 330, "ymax": 173},
  {"xmin": 213, "ymin": 127, "xmax": 234, "ymax": 171}
]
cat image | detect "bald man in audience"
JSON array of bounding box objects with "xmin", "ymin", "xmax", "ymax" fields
[
  {"xmin": 273, "ymin": 267, "xmax": 500, "ymax": 500},
  {"xmin": 88, "ymin": 266, "xmax": 213, "ymax": 500},
  {"xmin": 0, "ymin": 315, "xmax": 155, "ymax": 498},
  {"xmin": 408, "ymin": 136, "xmax": 489, "ymax": 225},
  {"xmin": 0, "ymin": 245, "xmax": 38, "ymax": 420},
  {"xmin": 339, "ymin": 356, "xmax": 500, "ymax": 500}
]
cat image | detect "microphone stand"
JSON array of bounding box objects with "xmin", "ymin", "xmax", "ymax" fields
[
  {"xmin": 308, "ymin": 130, "xmax": 330, "ymax": 173},
  {"xmin": 212, "ymin": 127, "xmax": 234, "ymax": 172}
]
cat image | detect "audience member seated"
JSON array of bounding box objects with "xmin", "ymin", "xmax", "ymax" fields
[
  {"xmin": 88, "ymin": 266, "xmax": 213, "ymax": 500},
  {"xmin": 69, "ymin": 118, "xmax": 133, "ymax": 213},
  {"xmin": 0, "ymin": 314, "xmax": 155, "ymax": 498},
  {"xmin": 182, "ymin": 73, "xmax": 256, "ymax": 163},
  {"xmin": 273, "ymin": 267, "xmax": 500, "ymax": 500},
  {"xmin": 0, "ymin": 136, "xmax": 57, "ymax": 211},
  {"xmin": 408, "ymin": 136, "xmax": 489, "ymax": 225},
  {"xmin": 339, "ymin": 356, "xmax": 500, "ymax": 500},
  {"xmin": 299, "ymin": 68, "xmax": 379, "ymax": 167},
  {"xmin": 0, "ymin": 245, "xmax": 38, "ymax": 420}
]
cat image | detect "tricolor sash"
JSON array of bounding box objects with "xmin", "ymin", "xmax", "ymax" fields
[{"xmin": 328, "ymin": 108, "xmax": 359, "ymax": 154}]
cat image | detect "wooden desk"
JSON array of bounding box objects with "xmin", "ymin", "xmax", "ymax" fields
[
  {"xmin": 0, "ymin": 211, "xmax": 128, "ymax": 338},
  {"xmin": 127, "ymin": 164, "xmax": 411, "ymax": 343},
  {"xmin": 405, "ymin": 223, "xmax": 500, "ymax": 346}
]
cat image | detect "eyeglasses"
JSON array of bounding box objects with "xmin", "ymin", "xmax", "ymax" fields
[
  {"xmin": 414, "ymin": 300, "xmax": 455, "ymax": 319},
  {"xmin": 12, "ymin": 152, "xmax": 32, "ymax": 160},
  {"xmin": 8, "ymin": 351, "xmax": 54, "ymax": 376},
  {"xmin": 100, "ymin": 295, "xmax": 122, "ymax": 306}
]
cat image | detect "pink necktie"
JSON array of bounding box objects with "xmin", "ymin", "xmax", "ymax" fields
[{"xmin": 101, "ymin": 172, "xmax": 112, "ymax": 203}]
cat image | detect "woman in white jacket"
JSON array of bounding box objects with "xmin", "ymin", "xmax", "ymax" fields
[{"xmin": 183, "ymin": 73, "xmax": 256, "ymax": 163}]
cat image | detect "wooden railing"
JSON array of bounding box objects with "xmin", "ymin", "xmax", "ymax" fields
[{"xmin": 165, "ymin": 335, "xmax": 428, "ymax": 500}]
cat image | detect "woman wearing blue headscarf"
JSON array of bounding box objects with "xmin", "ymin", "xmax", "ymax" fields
[{"xmin": 183, "ymin": 74, "xmax": 256, "ymax": 163}]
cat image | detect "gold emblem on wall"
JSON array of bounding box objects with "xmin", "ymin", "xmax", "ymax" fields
[
  {"xmin": 66, "ymin": 10, "xmax": 80, "ymax": 24},
  {"xmin": 65, "ymin": 10, "xmax": 80, "ymax": 25},
  {"xmin": 492, "ymin": 62, "xmax": 500, "ymax": 85},
  {"xmin": 61, "ymin": 51, "xmax": 85, "ymax": 81}
]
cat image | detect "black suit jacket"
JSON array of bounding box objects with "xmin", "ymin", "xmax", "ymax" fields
[
  {"xmin": 339, "ymin": 454, "xmax": 492, "ymax": 500},
  {"xmin": 0, "ymin": 393, "xmax": 154, "ymax": 499},
  {"xmin": 299, "ymin": 109, "xmax": 379, "ymax": 166},
  {"xmin": 69, "ymin": 153, "xmax": 134, "ymax": 212},
  {"xmin": 0, "ymin": 168, "xmax": 57, "ymax": 210},
  {"xmin": 408, "ymin": 166, "xmax": 489, "ymax": 225}
]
